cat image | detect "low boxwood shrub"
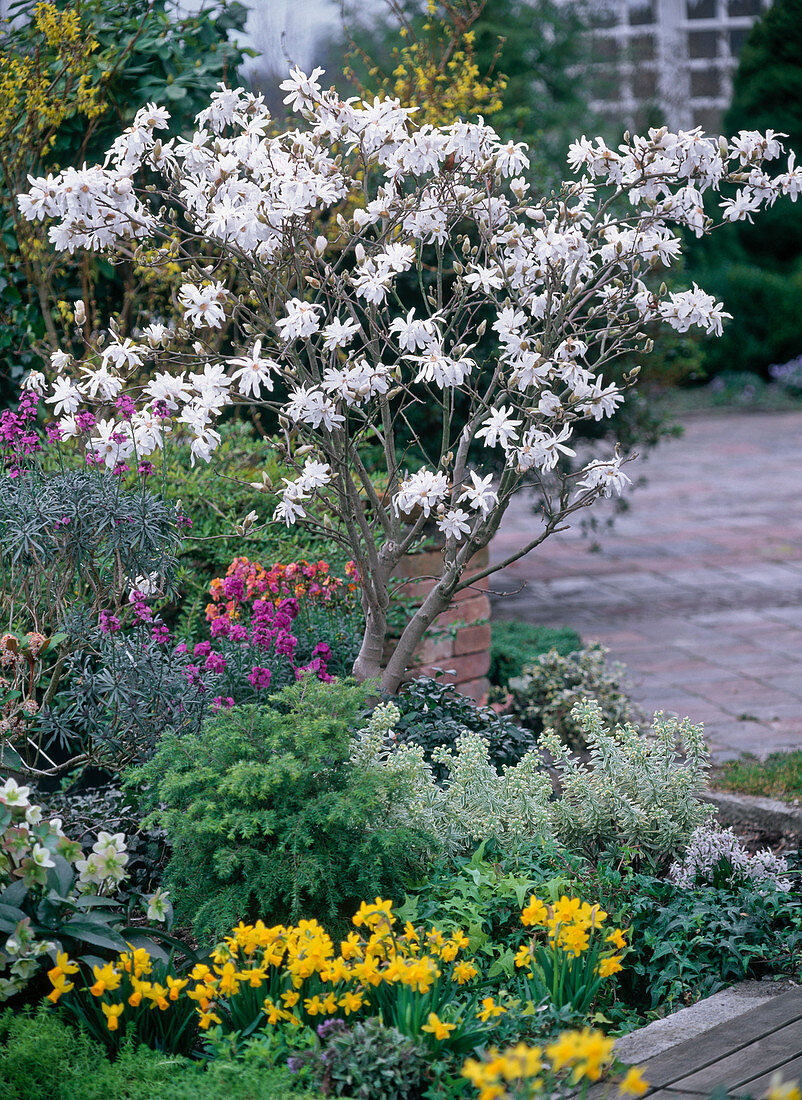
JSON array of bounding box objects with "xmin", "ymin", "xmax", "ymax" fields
[
  {"xmin": 509, "ymin": 643, "xmax": 640, "ymax": 751},
  {"xmin": 489, "ymin": 622, "xmax": 581, "ymax": 690},
  {"xmin": 128, "ymin": 679, "xmax": 438, "ymax": 941}
]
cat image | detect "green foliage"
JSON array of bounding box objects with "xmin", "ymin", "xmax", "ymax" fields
[
  {"xmin": 689, "ymin": 0, "xmax": 802, "ymax": 380},
  {"xmin": 393, "ymin": 676, "xmax": 532, "ymax": 773},
  {"xmin": 354, "ymin": 704, "xmax": 552, "ymax": 856},
  {"xmin": 543, "ymin": 701, "xmax": 714, "ymax": 866},
  {"xmin": 609, "ymin": 870, "xmax": 802, "ymax": 1011},
  {"xmin": 161, "ymin": 422, "xmax": 346, "ymax": 639},
  {"xmin": 0, "ymin": 1007, "xmax": 321, "ymax": 1100},
  {"xmin": 509, "ymin": 644, "xmax": 640, "ymax": 751},
  {"xmin": 398, "ymin": 843, "xmax": 584, "ymax": 975},
  {"xmin": 489, "ymin": 622, "xmax": 581, "ymax": 690},
  {"xmin": 714, "ymin": 750, "xmax": 802, "ymax": 801},
  {"xmin": 690, "ymin": 259, "xmax": 802, "ymax": 380},
  {"xmin": 128, "ymin": 680, "xmax": 437, "ymax": 941},
  {"xmin": 299, "ymin": 1017, "xmax": 428, "ymax": 1100},
  {"xmin": 724, "ymin": 0, "xmax": 802, "ymax": 267}
]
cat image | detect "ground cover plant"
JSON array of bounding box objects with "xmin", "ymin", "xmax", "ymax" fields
[
  {"xmin": 713, "ymin": 750, "xmax": 802, "ymax": 801},
  {"xmin": 488, "ymin": 622, "xmax": 581, "ymax": 692}
]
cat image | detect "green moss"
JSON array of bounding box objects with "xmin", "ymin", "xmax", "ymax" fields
[{"xmin": 713, "ymin": 751, "xmax": 802, "ymax": 801}]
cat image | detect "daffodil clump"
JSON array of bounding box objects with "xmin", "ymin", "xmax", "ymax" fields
[
  {"xmin": 514, "ymin": 894, "xmax": 629, "ymax": 1015},
  {"xmin": 46, "ymin": 900, "xmax": 488, "ymax": 1053},
  {"xmin": 46, "ymin": 894, "xmax": 630, "ymax": 1064},
  {"xmin": 462, "ymin": 1031, "xmax": 650, "ymax": 1100}
]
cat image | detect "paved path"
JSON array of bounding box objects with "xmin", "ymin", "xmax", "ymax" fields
[{"xmin": 489, "ymin": 411, "xmax": 802, "ymax": 761}]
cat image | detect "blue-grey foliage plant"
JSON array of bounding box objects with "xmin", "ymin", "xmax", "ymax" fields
[{"xmin": 0, "ymin": 394, "xmax": 218, "ymax": 777}]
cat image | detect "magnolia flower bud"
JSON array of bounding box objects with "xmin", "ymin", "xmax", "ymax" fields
[
  {"xmin": 354, "ymin": 243, "xmax": 366, "ymax": 264},
  {"xmin": 234, "ymin": 510, "xmax": 258, "ymax": 536},
  {"xmin": 315, "ymin": 235, "xmax": 327, "ymax": 255},
  {"xmin": 477, "ymin": 319, "xmax": 487, "ymax": 337},
  {"xmin": 74, "ymin": 300, "xmax": 86, "ymax": 326}
]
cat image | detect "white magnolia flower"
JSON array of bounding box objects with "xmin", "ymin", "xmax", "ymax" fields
[
  {"xmin": 178, "ymin": 282, "xmax": 229, "ymax": 328},
  {"xmin": 438, "ymin": 507, "xmax": 472, "ymax": 541},
  {"xmin": 459, "ymin": 471, "xmax": 498, "ymax": 517},
  {"xmin": 276, "ymin": 298, "xmax": 323, "ymax": 340},
  {"xmin": 476, "ymin": 406, "xmax": 522, "ymax": 450},
  {"xmin": 227, "ymin": 340, "xmax": 276, "ymax": 398},
  {"xmin": 576, "ymin": 457, "xmax": 631, "ymax": 497}
]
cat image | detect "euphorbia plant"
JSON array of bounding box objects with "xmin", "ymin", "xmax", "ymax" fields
[{"xmin": 18, "ymin": 69, "xmax": 801, "ymax": 691}]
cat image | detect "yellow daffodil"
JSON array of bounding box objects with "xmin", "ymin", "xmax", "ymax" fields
[
  {"xmin": 166, "ymin": 975, "xmax": 188, "ymax": 1000},
  {"xmin": 46, "ymin": 972, "xmax": 74, "ymax": 1004},
  {"xmin": 421, "ymin": 1012, "xmax": 457, "ymax": 1041},
  {"xmin": 514, "ymin": 944, "xmax": 533, "ymax": 969},
  {"xmin": 607, "ymin": 927, "xmax": 627, "ymax": 949},
  {"xmin": 551, "ymin": 896, "xmax": 583, "ymax": 924},
  {"xmin": 598, "ymin": 955, "xmax": 624, "ymax": 977},
  {"xmin": 89, "ymin": 962, "xmax": 121, "ymax": 997},
  {"xmin": 101, "ymin": 1002, "xmax": 124, "ymax": 1031},
  {"xmin": 521, "ymin": 896, "xmax": 549, "ymax": 926},
  {"xmin": 197, "ymin": 1009, "xmax": 222, "ymax": 1030},
  {"xmin": 339, "ymin": 990, "xmax": 364, "ymax": 1015},
  {"xmin": 619, "ymin": 1066, "xmax": 650, "ymax": 1096},
  {"xmin": 477, "ymin": 996, "xmax": 506, "ymax": 1022},
  {"xmin": 452, "ymin": 959, "xmax": 479, "ymax": 984}
]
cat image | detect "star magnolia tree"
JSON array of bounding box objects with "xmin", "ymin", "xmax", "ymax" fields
[{"xmin": 18, "ymin": 68, "xmax": 802, "ymax": 692}]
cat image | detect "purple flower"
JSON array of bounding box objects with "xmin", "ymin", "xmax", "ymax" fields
[
  {"xmin": 204, "ymin": 652, "xmax": 226, "ymax": 673},
  {"xmin": 247, "ymin": 666, "xmax": 272, "ymax": 690},
  {"xmin": 115, "ymin": 394, "xmax": 136, "ymax": 419},
  {"xmin": 99, "ymin": 610, "xmax": 122, "ymax": 634}
]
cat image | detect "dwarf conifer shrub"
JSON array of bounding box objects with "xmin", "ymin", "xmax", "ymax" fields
[{"xmin": 129, "ymin": 679, "xmax": 437, "ymax": 941}]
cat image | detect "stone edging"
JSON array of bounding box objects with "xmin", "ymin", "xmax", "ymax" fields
[{"xmin": 703, "ymin": 790, "xmax": 802, "ymax": 836}]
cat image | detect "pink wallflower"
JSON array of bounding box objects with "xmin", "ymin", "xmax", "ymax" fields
[
  {"xmin": 248, "ymin": 666, "xmax": 272, "ymax": 690},
  {"xmin": 204, "ymin": 652, "xmax": 227, "ymax": 673},
  {"xmin": 99, "ymin": 610, "xmax": 122, "ymax": 634},
  {"xmin": 152, "ymin": 623, "xmax": 170, "ymax": 644}
]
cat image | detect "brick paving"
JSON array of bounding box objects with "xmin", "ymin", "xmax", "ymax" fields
[{"xmin": 489, "ymin": 411, "xmax": 802, "ymax": 761}]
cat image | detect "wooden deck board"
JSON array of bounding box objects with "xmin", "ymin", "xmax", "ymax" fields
[
  {"xmin": 671, "ymin": 1017, "xmax": 802, "ymax": 1093},
  {"xmin": 745, "ymin": 1052, "xmax": 802, "ymax": 1097},
  {"xmin": 635, "ymin": 990, "xmax": 802, "ymax": 1091}
]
